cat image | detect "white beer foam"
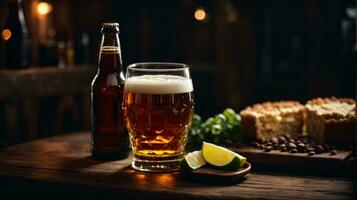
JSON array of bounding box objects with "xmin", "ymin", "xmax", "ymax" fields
[{"xmin": 125, "ymin": 75, "xmax": 193, "ymax": 94}]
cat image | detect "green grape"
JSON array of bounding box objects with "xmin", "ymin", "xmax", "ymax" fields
[{"xmin": 187, "ymin": 108, "xmax": 242, "ymax": 150}]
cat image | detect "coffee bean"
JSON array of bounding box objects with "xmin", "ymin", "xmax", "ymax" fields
[
  {"xmin": 266, "ymin": 142, "xmax": 273, "ymax": 146},
  {"xmin": 289, "ymin": 139, "xmax": 295, "ymax": 143},
  {"xmin": 305, "ymin": 143, "xmax": 314, "ymax": 149},
  {"xmin": 297, "ymin": 143, "xmax": 305, "ymax": 148},
  {"xmin": 318, "ymin": 145, "xmax": 324, "ymax": 151},
  {"xmin": 273, "ymin": 144, "xmax": 280, "ymax": 150},
  {"xmin": 259, "ymin": 144, "xmax": 265, "ymax": 150},
  {"xmin": 297, "ymin": 143, "xmax": 305, "ymax": 152},
  {"xmin": 284, "ymin": 133, "xmax": 292, "ymax": 139},
  {"xmin": 253, "ymin": 136, "xmax": 340, "ymax": 157},
  {"xmin": 271, "ymin": 137, "xmax": 279, "ymax": 144},
  {"xmin": 265, "ymin": 146, "xmax": 272, "ymax": 152},
  {"xmin": 306, "ymin": 147, "xmax": 314, "ymax": 152},
  {"xmin": 290, "ymin": 148, "xmax": 298, "ymax": 153},
  {"xmin": 322, "ymin": 143, "xmax": 330, "ymax": 151},
  {"xmin": 278, "ymin": 136, "xmax": 286, "ymax": 144},
  {"xmin": 288, "ymin": 143, "xmax": 296, "ymax": 149},
  {"xmin": 330, "ymin": 150, "xmax": 338, "ymax": 155},
  {"xmin": 315, "ymin": 145, "xmax": 324, "ymax": 154}
]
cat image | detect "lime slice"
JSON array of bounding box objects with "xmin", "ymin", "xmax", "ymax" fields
[
  {"xmin": 202, "ymin": 142, "xmax": 246, "ymax": 170},
  {"xmin": 180, "ymin": 150, "xmax": 206, "ymax": 170}
]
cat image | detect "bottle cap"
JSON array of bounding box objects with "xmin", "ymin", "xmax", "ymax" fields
[{"xmin": 101, "ymin": 22, "xmax": 120, "ymax": 33}]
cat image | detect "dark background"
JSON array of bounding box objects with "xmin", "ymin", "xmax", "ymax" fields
[{"xmin": 0, "ymin": 0, "xmax": 356, "ymax": 147}]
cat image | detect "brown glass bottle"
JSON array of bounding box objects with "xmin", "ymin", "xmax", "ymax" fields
[
  {"xmin": 1, "ymin": 0, "xmax": 30, "ymax": 69},
  {"xmin": 91, "ymin": 23, "xmax": 129, "ymax": 160}
]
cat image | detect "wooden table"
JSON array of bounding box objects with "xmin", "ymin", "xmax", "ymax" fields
[{"xmin": 0, "ymin": 132, "xmax": 354, "ymax": 200}]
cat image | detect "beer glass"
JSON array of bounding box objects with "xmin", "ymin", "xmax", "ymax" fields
[{"xmin": 123, "ymin": 62, "xmax": 194, "ymax": 172}]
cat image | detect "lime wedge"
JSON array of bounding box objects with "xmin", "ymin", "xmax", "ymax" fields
[
  {"xmin": 202, "ymin": 142, "xmax": 246, "ymax": 170},
  {"xmin": 180, "ymin": 150, "xmax": 206, "ymax": 170}
]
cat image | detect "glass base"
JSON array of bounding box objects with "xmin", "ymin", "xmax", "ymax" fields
[{"xmin": 131, "ymin": 156, "xmax": 182, "ymax": 172}]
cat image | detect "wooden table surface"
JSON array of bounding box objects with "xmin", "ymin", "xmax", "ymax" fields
[{"xmin": 0, "ymin": 132, "xmax": 354, "ymax": 200}]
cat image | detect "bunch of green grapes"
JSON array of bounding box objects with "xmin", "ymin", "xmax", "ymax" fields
[{"xmin": 187, "ymin": 108, "xmax": 241, "ymax": 150}]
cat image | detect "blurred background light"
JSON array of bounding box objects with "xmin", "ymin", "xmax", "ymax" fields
[
  {"xmin": 194, "ymin": 7, "xmax": 206, "ymax": 21},
  {"xmin": 226, "ymin": 11, "xmax": 237, "ymax": 22},
  {"xmin": 37, "ymin": 2, "xmax": 52, "ymax": 16},
  {"xmin": 2, "ymin": 29, "xmax": 12, "ymax": 41}
]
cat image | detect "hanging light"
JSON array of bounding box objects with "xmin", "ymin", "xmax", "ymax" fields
[
  {"xmin": 37, "ymin": 2, "xmax": 53, "ymax": 16},
  {"xmin": 194, "ymin": 7, "xmax": 206, "ymax": 21}
]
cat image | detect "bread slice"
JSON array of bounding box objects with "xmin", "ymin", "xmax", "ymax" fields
[
  {"xmin": 305, "ymin": 97, "xmax": 356, "ymax": 145},
  {"xmin": 240, "ymin": 101, "xmax": 305, "ymax": 142}
]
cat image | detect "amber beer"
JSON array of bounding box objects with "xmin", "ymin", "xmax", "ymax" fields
[
  {"xmin": 91, "ymin": 23, "xmax": 129, "ymax": 160},
  {"xmin": 124, "ymin": 74, "xmax": 194, "ymax": 171}
]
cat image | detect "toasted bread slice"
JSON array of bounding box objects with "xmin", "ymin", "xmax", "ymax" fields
[
  {"xmin": 240, "ymin": 101, "xmax": 305, "ymax": 142},
  {"xmin": 305, "ymin": 97, "xmax": 356, "ymax": 145}
]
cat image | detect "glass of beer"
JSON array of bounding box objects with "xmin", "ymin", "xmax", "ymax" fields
[{"xmin": 123, "ymin": 62, "xmax": 194, "ymax": 172}]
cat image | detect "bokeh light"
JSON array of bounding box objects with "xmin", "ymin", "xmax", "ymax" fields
[
  {"xmin": 227, "ymin": 11, "xmax": 237, "ymax": 22},
  {"xmin": 2, "ymin": 29, "xmax": 12, "ymax": 41},
  {"xmin": 194, "ymin": 8, "xmax": 206, "ymax": 21},
  {"xmin": 37, "ymin": 2, "xmax": 53, "ymax": 16}
]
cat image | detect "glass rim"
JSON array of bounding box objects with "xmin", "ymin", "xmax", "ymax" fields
[{"xmin": 127, "ymin": 62, "xmax": 189, "ymax": 71}]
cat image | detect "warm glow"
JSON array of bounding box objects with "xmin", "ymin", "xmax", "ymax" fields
[
  {"xmin": 194, "ymin": 8, "xmax": 206, "ymax": 21},
  {"xmin": 155, "ymin": 174, "xmax": 174, "ymax": 187},
  {"xmin": 37, "ymin": 2, "xmax": 52, "ymax": 15},
  {"xmin": 135, "ymin": 174, "xmax": 146, "ymax": 180},
  {"xmin": 2, "ymin": 29, "xmax": 12, "ymax": 41},
  {"xmin": 227, "ymin": 11, "xmax": 237, "ymax": 22}
]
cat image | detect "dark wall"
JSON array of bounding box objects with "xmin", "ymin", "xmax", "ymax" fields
[{"xmin": 0, "ymin": 0, "xmax": 356, "ymax": 117}]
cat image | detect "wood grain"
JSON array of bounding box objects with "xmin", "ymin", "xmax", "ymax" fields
[{"xmin": 0, "ymin": 132, "xmax": 354, "ymax": 200}]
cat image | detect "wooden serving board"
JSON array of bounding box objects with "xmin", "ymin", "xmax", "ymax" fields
[
  {"xmin": 233, "ymin": 146, "xmax": 352, "ymax": 176},
  {"xmin": 180, "ymin": 162, "xmax": 251, "ymax": 184}
]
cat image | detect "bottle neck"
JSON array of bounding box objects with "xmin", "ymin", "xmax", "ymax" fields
[
  {"xmin": 6, "ymin": 0, "xmax": 27, "ymax": 33},
  {"xmin": 98, "ymin": 32, "xmax": 123, "ymax": 73}
]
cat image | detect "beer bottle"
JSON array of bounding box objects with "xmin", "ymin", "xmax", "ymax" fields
[
  {"xmin": 1, "ymin": 0, "xmax": 30, "ymax": 69},
  {"xmin": 91, "ymin": 22, "xmax": 129, "ymax": 160}
]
